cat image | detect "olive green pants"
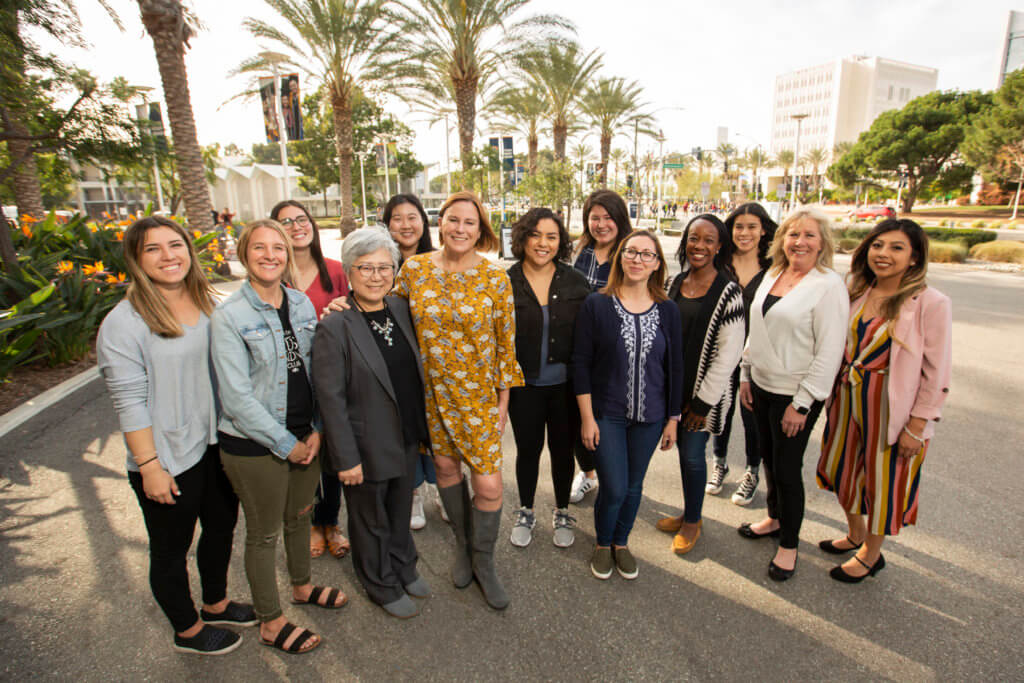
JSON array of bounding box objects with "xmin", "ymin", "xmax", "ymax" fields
[{"xmin": 221, "ymin": 449, "xmax": 321, "ymax": 622}]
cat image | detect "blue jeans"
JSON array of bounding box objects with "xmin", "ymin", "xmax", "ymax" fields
[
  {"xmin": 592, "ymin": 416, "xmax": 664, "ymax": 547},
  {"xmin": 413, "ymin": 450, "xmax": 437, "ymax": 488},
  {"xmin": 677, "ymin": 430, "xmax": 710, "ymax": 523}
]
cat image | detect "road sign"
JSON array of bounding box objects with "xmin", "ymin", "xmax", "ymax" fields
[
  {"xmin": 663, "ymin": 163, "xmax": 686, "ymax": 169},
  {"xmin": 700, "ymin": 181, "xmax": 710, "ymax": 198}
]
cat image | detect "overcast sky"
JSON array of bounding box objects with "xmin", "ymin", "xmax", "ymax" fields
[{"xmin": 36, "ymin": 0, "xmax": 1020, "ymax": 173}]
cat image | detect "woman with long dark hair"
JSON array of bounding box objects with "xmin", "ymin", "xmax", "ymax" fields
[
  {"xmin": 270, "ymin": 200, "xmax": 351, "ymax": 561},
  {"xmin": 569, "ymin": 189, "xmax": 634, "ymax": 504},
  {"xmin": 97, "ymin": 216, "xmax": 253, "ymax": 655},
  {"xmin": 816, "ymin": 219, "xmax": 952, "ymax": 582},
  {"xmin": 656, "ymin": 215, "xmax": 745, "ymax": 554},
  {"xmin": 708, "ymin": 203, "xmax": 778, "ymax": 505},
  {"xmin": 506, "ymin": 208, "xmax": 591, "ymax": 548}
]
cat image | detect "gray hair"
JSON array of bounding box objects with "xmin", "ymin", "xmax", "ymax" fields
[{"xmin": 340, "ymin": 226, "xmax": 401, "ymax": 275}]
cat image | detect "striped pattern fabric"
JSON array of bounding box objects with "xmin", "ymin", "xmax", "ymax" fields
[{"xmin": 816, "ymin": 304, "xmax": 926, "ymax": 536}]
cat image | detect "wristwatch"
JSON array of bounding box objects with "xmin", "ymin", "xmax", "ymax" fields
[{"xmin": 793, "ymin": 404, "xmax": 809, "ymax": 415}]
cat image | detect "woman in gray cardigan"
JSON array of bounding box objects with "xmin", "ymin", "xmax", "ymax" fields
[{"xmin": 312, "ymin": 227, "xmax": 432, "ymax": 619}]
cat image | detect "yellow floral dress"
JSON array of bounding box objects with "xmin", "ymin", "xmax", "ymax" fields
[{"xmin": 394, "ymin": 253, "xmax": 525, "ymax": 474}]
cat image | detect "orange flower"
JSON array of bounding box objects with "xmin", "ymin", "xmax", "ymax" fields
[
  {"xmin": 105, "ymin": 272, "xmax": 127, "ymax": 284},
  {"xmin": 115, "ymin": 231, "xmax": 124, "ymax": 241},
  {"xmin": 57, "ymin": 261, "xmax": 74, "ymax": 274},
  {"xmin": 20, "ymin": 224, "xmax": 32, "ymax": 238},
  {"xmin": 213, "ymin": 253, "xmax": 224, "ymax": 262},
  {"xmin": 193, "ymin": 230, "xmax": 202, "ymax": 239},
  {"xmin": 89, "ymin": 224, "xmax": 99, "ymax": 233},
  {"xmin": 20, "ymin": 214, "xmax": 38, "ymax": 223},
  {"xmin": 83, "ymin": 261, "xmax": 105, "ymax": 275}
]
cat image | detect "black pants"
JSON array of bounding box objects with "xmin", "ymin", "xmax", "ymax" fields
[
  {"xmin": 750, "ymin": 382, "xmax": 823, "ymax": 550},
  {"xmin": 128, "ymin": 445, "xmax": 239, "ymax": 632},
  {"xmin": 313, "ymin": 472, "xmax": 342, "ymax": 526},
  {"xmin": 508, "ymin": 382, "xmax": 578, "ymax": 509},
  {"xmin": 342, "ymin": 442, "xmax": 419, "ymax": 606},
  {"xmin": 713, "ymin": 367, "xmax": 762, "ymax": 468}
]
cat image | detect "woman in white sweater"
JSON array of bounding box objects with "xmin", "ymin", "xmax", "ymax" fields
[{"xmin": 737, "ymin": 207, "xmax": 849, "ymax": 581}]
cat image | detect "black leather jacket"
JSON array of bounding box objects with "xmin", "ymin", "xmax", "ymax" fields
[{"xmin": 507, "ymin": 261, "xmax": 591, "ymax": 381}]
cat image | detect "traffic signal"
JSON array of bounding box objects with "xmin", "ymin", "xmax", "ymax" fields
[{"xmin": 626, "ymin": 174, "xmax": 634, "ymax": 189}]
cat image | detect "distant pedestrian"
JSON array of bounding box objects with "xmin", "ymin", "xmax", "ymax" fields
[
  {"xmin": 816, "ymin": 219, "xmax": 952, "ymax": 583},
  {"xmin": 97, "ymin": 216, "xmax": 254, "ymax": 655}
]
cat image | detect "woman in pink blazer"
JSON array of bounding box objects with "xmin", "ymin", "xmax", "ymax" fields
[{"xmin": 816, "ymin": 219, "xmax": 952, "ymax": 583}]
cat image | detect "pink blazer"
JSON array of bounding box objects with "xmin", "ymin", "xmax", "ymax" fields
[{"xmin": 848, "ymin": 286, "xmax": 953, "ymax": 445}]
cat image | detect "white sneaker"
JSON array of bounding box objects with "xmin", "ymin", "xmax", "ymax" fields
[
  {"xmin": 552, "ymin": 508, "xmax": 576, "ymax": 548},
  {"xmin": 569, "ymin": 471, "xmax": 598, "ymax": 504},
  {"xmin": 509, "ymin": 507, "xmax": 536, "ymax": 547},
  {"xmin": 410, "ymin": 488, "xmax": 426, "ymax": 530}
]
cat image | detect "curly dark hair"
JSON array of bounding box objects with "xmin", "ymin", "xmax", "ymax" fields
[{"xmin": 510, "ymin": 207, "xmax": 572, "ymax": 262}]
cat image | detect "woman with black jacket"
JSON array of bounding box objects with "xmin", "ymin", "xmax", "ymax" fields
[
  {"xmin": 506, "ymin": 208, "xmax": 591, "ymax": 549},
  {"xmin": 656, "ymin": 215, "xmax": 745, "ymax": 554}
]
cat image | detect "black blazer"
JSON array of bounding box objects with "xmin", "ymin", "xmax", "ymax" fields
[
  {"xmin": 311, "ymin": 295, "xmax": 428, "ymax": 481},
  {"xmin": 507, "ymin": 260, "xmax": 591, "ymax": 380}
]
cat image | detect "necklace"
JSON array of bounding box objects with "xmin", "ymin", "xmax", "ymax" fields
[{"xmin": 369, "ymin": 313, "xmax": 394, "ymax": 346}]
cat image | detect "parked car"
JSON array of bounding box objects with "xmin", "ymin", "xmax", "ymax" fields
[
  {"xmin": 425, "ymin": 207, "xmax": 440, "ymax": 226},
  {"xmin": 848, "ymin": 205, "xmax": 896, "ymax": 220}
]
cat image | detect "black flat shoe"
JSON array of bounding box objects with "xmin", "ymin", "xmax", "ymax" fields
[
  {"xmin": 768, "ymin": 556, "xmax": 797, "ymax": 582},
  {"xmin": 818, "ymin": 536, "xmax": 863, "ymax": 555},
  {"xmin": 738, "ymin": 522, "xmax": 781, "ymax": 539},
  {"xmin": 830, "ymin": 553, "xmax": 886, "ymax": 583}
]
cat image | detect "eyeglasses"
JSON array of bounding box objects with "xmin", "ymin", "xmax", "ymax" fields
[
  {"xmin": 354, "ymin": 264, "xmax": 395, "ymax": 277},
  {"xmin": 621, "ymin": 247, "xmax": 659, "ymax": 263},
  {"xmin": 278, "ymin": 215, "xmax": 311, "ymax": 228}
]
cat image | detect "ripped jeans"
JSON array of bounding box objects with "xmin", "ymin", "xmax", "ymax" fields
[{"xmin": 221, "ymin": 449, "xmax": 322, "ymax": 622}]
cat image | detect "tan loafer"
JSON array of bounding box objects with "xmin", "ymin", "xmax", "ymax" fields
[
  {"xmin": 672, "ymin": 520, "xmax": 702, "ymax": 555},
  {"xmin": 656, "ymin": 515, "xmax": 683, "ymax": 534}
]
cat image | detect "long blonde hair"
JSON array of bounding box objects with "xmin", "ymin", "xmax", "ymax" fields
[
  {"xmin": 768, "ymin": 207, "xmax": 835, "ymax": 274},
  {"xmin": 847, "ymin": 219, "xmax": 929, "ymax": 321},
  {"xmin": 237, "ymin": 219, "xmax": 296, "ymax": 286},
  {"xmin": 601, "ymin": 230, "xmax": 669, "ymax": 302},
  {"xmin": 123, "ymin": 216, "xmax": 216, "ymax": 337}
]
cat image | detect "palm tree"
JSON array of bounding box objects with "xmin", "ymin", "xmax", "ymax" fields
[
  {"xmin": 580, "ymin": 77, "xmax": 651, "ymax": 187},
  {"xmin": 571, "ymin": 141, "xmax": 592, "ymax": 192},
  {"xmin": 698, "ymin": 153, "xmax": 716, "ymax": 183},
  {"xmin": 715, "ymin": 142, "xmax": 738, "ymax": 193},
  {"xmin": 239, "ymin": 0, "xmax": 391, "ymax": 234},
  {"xmin": 743, "ymin": 147, "xmax": 769, "ymax": 198},
  {"xmin": 518, "ymin": 42, "xmax": 603, "ymax": 161},
  {"xmin": 387, "ymin": 0, "xmax": 571, "ymax": 186},
  {"xmin": 489, "ymin": 84, "xmax": 547, "ymax": 176},
  {"xmin": 609, "ymin": 147, "xmax": 627, "ymax": 188},
  {"xmin": 138, "ymin": 1, "xmax": 215, "ymax": 231},
  {"xmin": 774, "ymin": 149, "xmax": 795, "ymax": 196},
  {"xmin": 803, "ymin": 147, "xmax": 828, "ymax": 200}
]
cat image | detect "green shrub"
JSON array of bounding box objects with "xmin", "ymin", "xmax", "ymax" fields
[
  {"xmin": 989, "ymin": 221, "xmax": 1004, "ymax": 229},
  {"xmin": 923, "ymin": 228, "xmax": 996, "ymax": 248},
  {"xmin": 929, "ymin": 241, "xmax": 967, "ymax": 263},
  {"xmin": 838, "ymin": 238, "xmax": 860, "ymax": 252},
  {"xmin": 968, "ymin": 240, "xmax": 1024, "ymax": 264},
  {"xmin": 971, "ymin": 219, "xmax": 988, "ymax": 228}
]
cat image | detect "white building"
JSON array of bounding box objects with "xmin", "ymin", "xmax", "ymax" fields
[{"xmin": 997, "ymin": 10, "xmax": 1024, "ymax": 87}]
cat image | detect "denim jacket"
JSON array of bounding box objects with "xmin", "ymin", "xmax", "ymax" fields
[{"xmin": 211, "ymin": 281, "xmax": 321, "ymax": 459}]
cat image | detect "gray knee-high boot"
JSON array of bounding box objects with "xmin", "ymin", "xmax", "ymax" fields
[
  {"xmin": 437, "ymin": 481, "xmax": 474, "ymax": 588},
  {"xmin": 470, "ymin": 505, "xmax": 509, "ymax": 610}
]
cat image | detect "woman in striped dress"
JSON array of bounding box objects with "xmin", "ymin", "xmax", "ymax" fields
[{"xmin": 816, "ymin": 219, "xmax": 952, "ymax": 583}]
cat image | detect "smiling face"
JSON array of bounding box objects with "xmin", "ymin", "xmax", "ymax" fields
[
  {"xmin": 349, "ymin": 247, "xmax": 396, "ymax": 309},
  {"xmin": 867, "ymin": 229, "xmax": 915, "ymax": 283},
  {"xmin": 388, "ymin": 202, "xmax": 425, "ymax": 252},
  {"xmin": 783, "ymin": 216, "xmax": 823, "ymax": 272},
  {"xmin": 523, "ymin": 218, "xmax": 561, "ymax": 269},
  {"xmin": 139, "ymin": 226, "xmax": 191, "ymax": 288},
  {"xmin": 439, "ymin": 200, "xmax": 481, "ymax": 257},
  {"xmin": 619, "ymin": 234, "xmax": 660, "ymax": 285},
  {"xmin": 732, "ymin": 213, "xmax": 764, "ymax": 257},
  {"xmin": 587, "ymin": 204, "xmax": 618, "ymax": 249},
  {"xmin": 686, "ymin": 219, "xmax": 721, "ymax": 273},
  {"xmin": 277, "ymin": 205, "xmax": 313, "ymax": 250},
  {"xmin": 245, "ymin": 226, "xmax": 289, "ymax": 287}
]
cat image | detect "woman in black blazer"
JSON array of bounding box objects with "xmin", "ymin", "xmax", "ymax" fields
[{"xmin": 311, "ymin": 227, "xmax": 431, "ymax": 619}]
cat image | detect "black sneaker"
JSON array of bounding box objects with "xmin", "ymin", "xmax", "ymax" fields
[
  {"xmin": 706, "ymin": 463, "xmax": 729, "ymax": 495},
  {"xmin": 173, "ymin": 625, "xmax": 242, "ymax": 655},
  {"xmin": 200, "ymin": 601, "xmax": 258, "ymax": 626}
]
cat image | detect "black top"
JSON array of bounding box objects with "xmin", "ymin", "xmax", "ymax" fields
[
  {"xmin": 363, "ymin": 306, "xmax": 427, "ymax": 447},
  {"xmin": 219, "ymin": 296, "xmax": 314, "ymax": 458},
  {"xmin": 675, "ymin": 292, "xmax": 705, "ymax": 350},
  {"xmin": 740, "ymin": 269, "xmax": 767, "ymax": 333},
  {"xmin": 507, "ymin": 261, "xmax": 591, "ymax": 380},
  {"xmin": 763, "ymin": 293, "xmax": 782, "ymax": 316}
]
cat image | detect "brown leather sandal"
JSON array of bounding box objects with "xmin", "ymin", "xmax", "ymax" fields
[
  {"xmin": 325, "ymin": 525, "xmax": 350, "ymax": 558},
  {"xmin": 310, "ymin": 525, "xmax": 326, "ymax": 559}
]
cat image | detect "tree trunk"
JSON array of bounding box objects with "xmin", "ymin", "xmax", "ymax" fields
[
  {"xmin": 902, "ymin": 175, "xmax": 918, "ymax": 214},
  {"xmin": 138, "ymin": 0, "xmax": 214, "ymax": 233},
  {"xmin": 330, "ymin": 89, "xmax": 356, "ymax": 235},
  {"xmin": 528, "ymin": 135, "xmax": 538, "ymax": 177},
  {"xmin": 1012, "ymin": 164, "xmax": 1023, "ymax": 221},
  {"xmin": 453, "ymin": 79, "xmax": 478, "ymax": 190},
  {"xmin": 599, "ymin": 133, "xmax": 611, "ymax": 187},
  {"xmin": 553, "ymin": 121, "xmax": 567, "ymax": 162},
  {"xmin": 6, "ymin": 119, "xmax": 45, "ymax": 219}
]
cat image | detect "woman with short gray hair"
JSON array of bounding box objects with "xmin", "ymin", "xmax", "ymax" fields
[{"xmin": 312, "ymin": 227, "xmax": 432, "ymax": 618}]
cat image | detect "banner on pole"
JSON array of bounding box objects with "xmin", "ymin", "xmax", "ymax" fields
[
  {"xmin": 135, "ymin": 102, "xmax": 167, "ymax": 153},
  {"xmin": 374, "ymin": 142, "xmax": 398, "ymax": 175},
  {"xmin": 258, "ymin": 74, "xmax": 304, "ymax": 143}
]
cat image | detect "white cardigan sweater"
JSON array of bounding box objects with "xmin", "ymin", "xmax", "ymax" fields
[{"xmin": 740, "ymin": 267, "xmax": 849, "ymax": 409}]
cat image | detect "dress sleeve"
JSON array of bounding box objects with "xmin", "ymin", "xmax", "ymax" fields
[
  {"xmin": 393, "ymin": 257, "xmax": 411, "ymax": 299},
  {"xmin": 491, "ymin": 269, "xmax": 525, "ymax": 389}
]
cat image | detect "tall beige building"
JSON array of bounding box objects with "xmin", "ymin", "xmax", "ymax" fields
[{"xmin": 769, "ymin": 56, "xmax": 939, "ymax": 161}]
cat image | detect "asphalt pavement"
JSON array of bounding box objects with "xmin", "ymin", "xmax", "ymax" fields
[{"xmin": 1, "ymin": 251, "xmax": 1022, "ymax": 681}]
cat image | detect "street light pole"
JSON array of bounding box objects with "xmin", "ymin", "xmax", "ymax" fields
[
  {"xmin": 259, "ymin": 51, "xmax": 291, "ymax": 200},
  {"xmin": 790, "ymin": 113, "xmax": 808, "ymax": 209},
  {"xmin": 134, "ymin": 87, "xmax": 166, "ymax": 213},
  {"xmin": 734, "ymin": 132, "xmax": 764, "ymax": 201},
  {"xmin": 358, "ymin": 151, "xmax": 369, "ymax": 226}
]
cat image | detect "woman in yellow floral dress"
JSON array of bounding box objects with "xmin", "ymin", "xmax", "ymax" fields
[{"xmin": 393, "ymin": 191, "xmax": 524, "ymax": 609}]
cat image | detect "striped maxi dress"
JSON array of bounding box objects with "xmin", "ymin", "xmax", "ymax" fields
[{"xmin": 816, "ymin": 304, "xmax": 927, "ymax": 536}]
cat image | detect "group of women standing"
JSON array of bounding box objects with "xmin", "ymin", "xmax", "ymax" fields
[{"xmin": 97, "ymin": 185, "xmax": 952, "ymax": 656}]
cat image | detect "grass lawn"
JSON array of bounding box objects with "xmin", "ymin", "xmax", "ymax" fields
[{"xmin": 909, "ymin": 205, "xmax": 1017, "ymax": 219}]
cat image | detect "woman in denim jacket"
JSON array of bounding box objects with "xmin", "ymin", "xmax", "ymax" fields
[{"xmin": 211, "ymin": 219, "xmax": 344, "ymax": 655}]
